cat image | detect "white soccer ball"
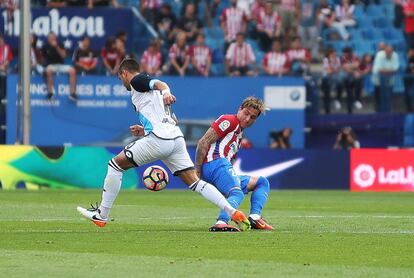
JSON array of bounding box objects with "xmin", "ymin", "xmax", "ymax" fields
[{"xmin": 142, "ymin": 165, "xmax": 169, "ymax": 191}]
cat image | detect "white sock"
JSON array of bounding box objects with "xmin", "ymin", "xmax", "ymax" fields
[
  {"xmin": 189, "ymin": 179, "xmax": 236, "ymax": 217},
  {"xmin": 99, "ymin": 159, "xmax": 124, "ymax": 219},
  {"xmin": 249, "ymin": 214, "xmax": 261, "ymax": 221},
  {"xmin": 216, "ymin": 220, "xmax": 227, "ymax": 225}
]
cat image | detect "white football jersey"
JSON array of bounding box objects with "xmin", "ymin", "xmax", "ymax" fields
[{"xmin": 130, "ymin": 74, "xmax": 183, "ymax": 140}]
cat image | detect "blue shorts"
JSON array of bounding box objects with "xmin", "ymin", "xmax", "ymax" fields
[{"xmin": 202, "ymin": 158, "xmax": 250, "ymax": 196}]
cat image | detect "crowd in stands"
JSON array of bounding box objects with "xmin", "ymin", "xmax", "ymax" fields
[{"xmin": 0, "ymin": 0, "xmax": 413, "ymax": 112}]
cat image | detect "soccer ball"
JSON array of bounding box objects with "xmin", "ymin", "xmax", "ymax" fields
[{"xmin": 142, "ymin": 165, "xmax": 169, "ymax": 191}]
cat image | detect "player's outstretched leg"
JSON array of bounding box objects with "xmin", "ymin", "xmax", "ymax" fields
[
  {"xmin": 77, "ymin": 154, "xmax": 133, "ymax": 227},
  {"xmin": 248, "ymin": 176, "xmax": 274, "ymax": 230}
]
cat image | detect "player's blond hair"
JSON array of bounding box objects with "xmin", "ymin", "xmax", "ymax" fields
[{"xmin": 240, "ymin": 96, "xmax": 266, "ymax": 115}]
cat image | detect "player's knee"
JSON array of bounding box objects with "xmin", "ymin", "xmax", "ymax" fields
[
  {"xmin": 257, "ymin": 176, "xmax": 270, "ymax": 192},
  {"xmin": 228, "ymin": 186, "xmax": 245, "ymax": 200}
]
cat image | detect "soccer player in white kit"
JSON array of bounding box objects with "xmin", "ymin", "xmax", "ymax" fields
[{"xmin": 77, "ymin": 59, "xmax": 250, "ymax": 230}]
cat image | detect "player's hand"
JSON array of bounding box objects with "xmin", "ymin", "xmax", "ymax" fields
[
  {"xmin": 129, "ymin": 125, "xmax": 145, "ymax": 136},
  {"xmin": 163, "ymin": 92, "xmax": 176, "ymax": 105}
]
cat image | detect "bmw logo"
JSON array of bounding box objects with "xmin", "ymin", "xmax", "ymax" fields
[{"xmin": 290, "ymin": 90, "xmax": 301, "ymax": 101}]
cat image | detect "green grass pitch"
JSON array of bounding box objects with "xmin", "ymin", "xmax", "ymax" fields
[{"xmin": 0, "ymin": 190, "xmax": 413, "ymax": 277}]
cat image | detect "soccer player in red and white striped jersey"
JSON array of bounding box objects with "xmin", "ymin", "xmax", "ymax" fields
[
  {"xmin": 140, "ymin": 40, "xmax": 163, "ymax": 76},
  {"xmin": 262, "ymin": 40, "xmax": 290, "ymax": 76},
  {"xmin": 225, "ymin": 33, "xmax": 257, "ymax": 76},
  {"xmin": 220, "ymin": 0, "xmax": 248, "ymax": 47},
  {"xmin": 188, "ymin": 33, "xmax": 212, "ymax": 77},
  {"xmin": 195, "ymin": 97, "xmax": 274, "ymax": 232}
]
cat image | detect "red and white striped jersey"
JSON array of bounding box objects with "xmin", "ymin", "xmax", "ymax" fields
[
  {"xmin": 225, "ymin": 42, "xmax": 256, "ymax": 67},
  {"xmin": 204, "ymin": 114, "xmax": 243, "ymax": 163},
  {"xmin": 188, "ymin": 45, "xmax": 212, "ymax": 69},
  {"xmin": 140, "ymin": 50, "xmax": 162, "ymax": 71},
  {"xmin": 257, "ymin": 10, "xmax": 281, "ymax": 33},
  {"xmin": 262, "ymin": 51, "xmax": 290, "ymax": 72},
  {"xmin": 220, "ymin": 7, "xmax": 247, "ymax": 42},
  {"xmin": 169, "ymin": 43, "xmax": 190, "ymax": 62},
  {"xmin": 286, "ymin": 48, "xmax": 311, "ymax": 62},
  {"xmin": 141, "ymin": 0, "xmax": 162, "ymax": 9}
]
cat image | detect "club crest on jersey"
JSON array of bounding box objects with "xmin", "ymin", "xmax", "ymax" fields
[{"xmin": 219, "ymin": 120, "xmax": 230, "ymax": 131}]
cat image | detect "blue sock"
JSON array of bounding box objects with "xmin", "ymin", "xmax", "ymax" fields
[
  {"xmin": 250, "ymin": 176, "xmax": 270, "ymax": 216},
  {"xmin": 217, "ymin": 188, "xmax": 245, "ymax": 223}
]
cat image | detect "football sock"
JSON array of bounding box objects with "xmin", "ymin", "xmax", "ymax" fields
[
  {"xmin": 217, "ymin": 187, "xmax": 245, "ymax": 223},
  {"xmin": 99, "ymin": 159, "xmax": 124, "ymax": 219},
  {"xmin": 249, "ymin": 214, "xmax": 261, "ymax": 221},
  {"xmin": 250, "ymin": 176, "xmax": 270, "ymax": 216},
  {"xmin": 189, "ymin": 179, "xmax": 236, "ymax": 217}
]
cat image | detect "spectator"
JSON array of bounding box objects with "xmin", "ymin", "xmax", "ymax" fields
[
  {"xmin": 404, "ymin": 49, "xmax": 414, "ymax": 111},
  {"xmin": 42, "ymin": 32, "xmax": 77, "ymax": 101},
  {"xmin": 333, "ymin": 126, "xmax": 360, "ymax": 149},
  {"xmin": 269, "ymin": 128, "xmax": 292, "ymax": 149},
  {"xmin": 72, "ymin": 36, "xmax": 98, "ymax": 75},
  {"xmin": 299, "ymin": 0, "xmax": 319, "ymax": 59},
  {"xmin": 286, "ymin": 36, "xmax": 311, "ymax": 76},
  {"xmin": 394, "ymin": 0, "xmax": 405, "ymax": 28},
  {"xmin": 372, "ymin": 45, "xmax": 399, "ymax": 112},
  {"xmin": 188, "ymin": 33, "xmax": 212, "ymax": 77},
  {"xmin": 321, "ymin": 49, "xmax": 343, "ymax": 114},
  {"xmin": 278, "ymin": 0, "xmax": 299, "ymax": 37},
  {"xmin": 403, "ymin": 0, "xmax": 414, "ymax": 49},
  {"xmin": 250, "ymin": 0, "xmax": 265, "ymax": 22},
  {"xmin": 88, "ymin": 0, "xmax": 118, "ymax": 8},
  {"xmin": 177, "ymin": 3, "xmax": 203, "ymax": 43},
  {"xmin": 354, "ymin": 53, "xmax": 373, "ymax": 109},
  {"xmin": 0, "ymin": 33, "xmax": 12, "ymax": 100},
  {"xmin": 256, "ymin": 2, "xmax": 281, "ymax": 52},
  {"xmin": 341, "ymin": 47, "xmax": 361, "ymax": 113},
  {"xmin": 240, "ymin": 137, "xmax": 253, "ymax": 149},
  {"xmin": 101, "ymin": 36, "xmax": 121, "ymax": 76},
  {"xmin": 319, "ymin": 2, "xmax": 350, "ymax": 40},
  {"xmin": 30, "ymin": 34, "xmax": 44, "ymax": 75},
  {"xmin": 140, "ymin": 39, "xmax": 163, "ymax": 76},
  {"xmin": 155, "ymin": 4, "xmax": 177, "ymax": 50},
  {"xmin": 115, "ymin": 32, "xmax": 128, "ymax": 60},
  {"xmin": 262, "ymin": 40, "xmax": 290, "ymax": 77},
  {"xmin": 164, "ymin": 32, "xmax": 190, "ymax": 76},
  {"xmin": 220, "ymin": 0, "xmax": 248, "ymax": 51},
  {"xmin": 335, "ymin": 0, "xmax": 356, "ymax": 28},
  {"xmin": 225, "ymin": 32, "xmax": 257, "ymax": 76},
  {"xmin": 139, "ymin": 0, "xmax": 161, "ymax": 25}
]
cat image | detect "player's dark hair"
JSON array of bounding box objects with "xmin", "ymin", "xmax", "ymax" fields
[{"xmin": 118, "ymin": 58, "xmax": 140, "ymax": 74}]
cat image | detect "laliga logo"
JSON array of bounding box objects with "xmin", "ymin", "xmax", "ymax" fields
[
  {"xmin": 353, "ymin": 164, "xmax": 376, "ymax": 188},
  {"xmin": 2, "ymin": 9, "xmax": 105, "ymax": 37}
]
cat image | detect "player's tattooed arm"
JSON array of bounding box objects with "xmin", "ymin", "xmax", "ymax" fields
[{"xmin": 195, "ymin": 128, "xmax": 219, "ymax": 177}]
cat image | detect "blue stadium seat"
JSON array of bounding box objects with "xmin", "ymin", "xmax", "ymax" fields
[
  {"xmin": 372, "ymin": 18, "xmax": 393, "ymax": 29},
  {"xmin": 393, "ymin": 74, "xmax": 405, "ymax": 93},
  {"xmin": 352, "ymin": 41, "xmax": 376, "ymax": 56},
  {"xmin": 366, "ymin": 5, "xmax": 384, "ymax": 17},
  {"xmin": 383, "ymin": 28, "xmax": 405, "ymax": 41},
  {"xmin": 212, "ymin": 48, "xmax": 224, "ymax": 64},
  {"xmin": 391, "ymin": 40, "xmax": 407, "ymax": 52},
  {"xmin": 353, "ymin": 5, "xmax": 365, "ymax": 19},
  {"xmin": 211, "ymin": 63, "xmax": 225, "ymax": 76},
  {"xmin": 361, "ymin": 28, "xmax": 383, "ymax": 40},
  {"xmin": 383, "ymin": 3, "xmax": 395, "ymax": 18},
  {"xmin": 350, "ymin": 29, "xmax": 363, "ymax": 41}
]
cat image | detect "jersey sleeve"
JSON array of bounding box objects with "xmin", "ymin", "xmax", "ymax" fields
[
  {"xmin": 130, "ymin": 73, "xmax": 156, "ymax": 92},
  {"xmin": 211, "ymin": 115, "xmax": 238, "ymax": 139}
]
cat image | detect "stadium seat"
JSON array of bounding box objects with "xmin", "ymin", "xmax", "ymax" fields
[
  {"xmin": 393, "ymin": 74, "xmax": 405, "ymax": 94},
  {"xmin": 383, "ymin": 28, "xmax": 405, "ymax": 41},
  {"xmin": 212, "ymin": 48, "xmax": 224, "ymax": 64},
  {"xmin": 372, "ymin": 18, "xmax": 393, "ymax": 29},
  {"xmin": 361, "ymin": 28, "xmax": 383, "ymax": 40},
  {"xmin": 211, "ymin": 63, "xmax": 225, "ymax": 76},
  {"xmin": 366, "ymin": 5, "xmax": 384, "ymax": 17}
]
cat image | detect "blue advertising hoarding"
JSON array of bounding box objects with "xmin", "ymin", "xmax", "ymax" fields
[
  {"xmin": 6, "ymin": 75, "xmax": 305, "ymax": 148},
  {"xmin": 131, "ymin": 148, "xmax": 350, "ymax": 190},
  {"xmin": 0, "ymin": 7, "xmax": 133, "ymax": 51}
]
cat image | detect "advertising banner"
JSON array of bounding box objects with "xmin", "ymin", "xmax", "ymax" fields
[
  {"xmin": 0, "ymin": 146, "xmax": 349, "ymax": 190},
  {"xmin": 350, "ymin": 149, "xmax": 414, "ymax": 192},
  {"xmin": 6, "ymin": 75, "xmax": 305, "ymax": 148},
  {"xmin": 0, "ymin": 7, "xmax": 133, "ymax": 50}
]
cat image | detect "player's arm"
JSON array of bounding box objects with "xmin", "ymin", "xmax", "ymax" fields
[
  {"xmin": 195, "ymin": 128, "xmax": 219, "ymax": 177},
  {"xmin": 130, "ymin": 74, "xmax": 176, "ymax": 105}
]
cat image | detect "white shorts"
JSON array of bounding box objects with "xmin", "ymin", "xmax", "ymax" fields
[{"xmin": 124, "ymin": 133, "xmax": 194, "ymax": 175}]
